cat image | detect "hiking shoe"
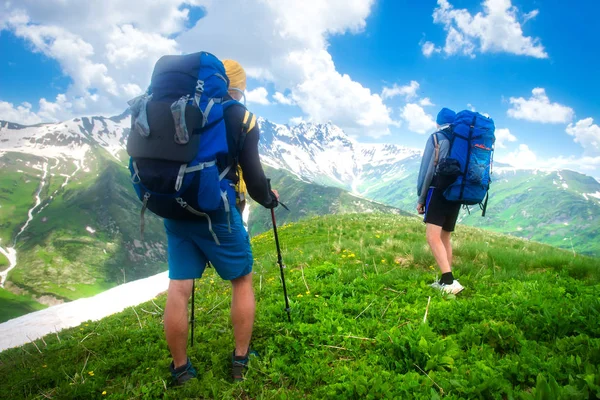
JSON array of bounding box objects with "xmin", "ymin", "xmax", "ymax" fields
[
  {"xmin": 232, "ymin": 349, "xmax": 258, "ymax": 382},
  {"xmin": 431, "ymin": 279, "xmax": 465, "ymax": 295},
  {"xmin": 170, "ymin": 358, "xmax": 197, "ymax": 386}
]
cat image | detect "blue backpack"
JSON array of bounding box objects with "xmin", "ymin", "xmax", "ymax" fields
[
  {"xmin": 126, "ymin": 52, "xmax": 238, "ymax": 243},
  {"xmin": 434, "ymin": 110, "xmax": 495, "ymax": 216}
]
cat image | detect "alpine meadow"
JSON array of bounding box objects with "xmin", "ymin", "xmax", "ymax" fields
[{"xmin": 1, "ymin": 0, "xmax": 600, "ymax": 399}]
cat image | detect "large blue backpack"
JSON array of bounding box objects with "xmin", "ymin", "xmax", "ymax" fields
[
  {"xmin": 435, "ymin": 110, "xmax": 495, "ymax": 216},
  {"xmin": 126, "ymin": 52, "xmax": 237, "ymax": 243}
]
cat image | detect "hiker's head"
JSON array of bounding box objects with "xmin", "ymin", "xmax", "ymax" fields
[
  {"xmin": 436, "ymin": 108, "xmax": 456, "ymax": 128},
  {"xmin": 223, "ymin": 59, "xmax": 246, "ymax": 102}
]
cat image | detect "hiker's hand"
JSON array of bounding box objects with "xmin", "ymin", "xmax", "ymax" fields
[
  {"xmin": 272, "ymin": 189, "xmax": 279, "ymax": 200},
  {"xmin": 417, "ymin": 203, "xmax": 425, "ymax": 214}
]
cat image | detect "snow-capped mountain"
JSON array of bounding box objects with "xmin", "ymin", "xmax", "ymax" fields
[{"xmin": 257, "ymin": 118, "xmax": 421, "ymax": 193}]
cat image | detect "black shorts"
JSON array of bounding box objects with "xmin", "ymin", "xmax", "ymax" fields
[{"xmin": 424, "ymin": 186, "xmax": 461, "ymax": 232}]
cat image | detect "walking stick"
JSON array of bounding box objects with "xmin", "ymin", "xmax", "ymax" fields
[
  {"xmin": 271, "ymin": 208, "xmax": 292, "ymax": 322},
  {"xmin": 190, "ymin": 279, "xmax": 195, "ymax": 347}
]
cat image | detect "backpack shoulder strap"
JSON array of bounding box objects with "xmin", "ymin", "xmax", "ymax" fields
[{"xmin": 432, "ymin": 132, "xmax": 440, "ymax": 167}]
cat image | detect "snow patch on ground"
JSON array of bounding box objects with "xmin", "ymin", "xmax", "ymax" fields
[
  {"xmin": 0, "ymin": 271, "xmax": 169, "ymax": 351},
  {"xmin": 588, "ymin": 191, "xmax": 600, "ymax": 199}
]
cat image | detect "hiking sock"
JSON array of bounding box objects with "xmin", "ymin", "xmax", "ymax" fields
[{"xmin": 440, "ymin": 272, "xmax": 454, "ymax": 285}]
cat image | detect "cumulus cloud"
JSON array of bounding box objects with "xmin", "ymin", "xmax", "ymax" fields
[
  {"xmin": 273, "ymin": 92, "xmax": 295, "ymax": 106},
  {"xmin": 428, "ymin": 0, "xmax": 548, "ymax": 58},
  {"xmin": 422, "ymin": 41, "xmax": 441, "ymax": 57},
  {"xmin": 400, "ymin": 103, "xmax": 437, "ymax": 134},
  {"xmin": 566, "ymin": 118, "xmax": 600, "ymax": 155},
  {"xmin": 0, "ymin": 101, "xmax": 42, "ymax": 125},
  {"xmin": 246, "ymin": 87, "xmax": 271, "ymax": 106},
  {"xmin": 500, "ymin": 144, "xmax": 537, "ymax": 169},
  {"xmin": 1, "ymin": 0, "xmax": 395, "ymax": 137},
  {"xmin": 382, "ymin": 81, "xmax": 420, "ymax": 100},
  {"xmin": 419, "ymin": 97, "xmax": 435, "ymax": 107},
  {"xmin": 495, "ymin": 128, "xmax": 517, "ymax": 149},
  {"xmin": 507, "ymin": 88, "xmax": 574, "ymax": 124}
]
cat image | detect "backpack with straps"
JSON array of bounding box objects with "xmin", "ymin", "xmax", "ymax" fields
[
  {"xmin": 433, "ymin": 110, "xmax": 495, "ymax": 216},
  {"xmin": 126, "ymin": 52, "xmax": 237, "ymax": 243}
]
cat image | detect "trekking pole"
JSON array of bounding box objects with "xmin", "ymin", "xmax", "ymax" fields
[
  {"xmin": 190, "ymin": 279, "xmax": 195, "ymax": 347},
  {"xmin": 271, "ymin": 208, "xmax": 292, "ymax": 322}
]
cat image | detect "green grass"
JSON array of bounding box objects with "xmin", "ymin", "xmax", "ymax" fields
[
  {"xmin": 1, "ymin": 214, "xmax": 599, "ymax": 399},
  {"xmin": 0, "ymin": 252, "xmax": 8, "ymax": 271},
  {"xmin": 6, "ymin": 149, "xmax": 167, "ymax": 303},
  {"xmin": 0, "ymin": 153, "xmax": 43, "ymax": 244},
  {"xmin": 0, "ymin": 288, "xmax": 47, "ymax": 323}
]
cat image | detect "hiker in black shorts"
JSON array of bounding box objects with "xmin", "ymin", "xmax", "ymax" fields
[{"xmin": 416, "ymin": 108, "xmax": 464, "ymax": 294}]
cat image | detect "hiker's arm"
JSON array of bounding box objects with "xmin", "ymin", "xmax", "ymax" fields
[
  {"xmin": 417, "ymin": 135, "xmax": 436, "ymax": 205},
  {"xmin": 239, "ymin": 126, "xmax": 278, "ymax": 209}
]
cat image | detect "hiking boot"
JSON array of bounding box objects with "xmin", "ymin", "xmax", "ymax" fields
[
  {"xmin": 232, "ymin": 349, "xmax": 258, "ymax": 382},
  {"xmin": 170, "ymin": 358, "xmax": 197, "ymax": 386},
  {"xmin": 431, "ymin": 279, "xmax": 464, "ymax": 295}
]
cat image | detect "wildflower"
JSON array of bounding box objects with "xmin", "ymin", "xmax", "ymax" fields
[
  {"xmin": 85, "ymin": 324, "xmax": 89, "ymax": 326},
  {"xmin": 42, "ymin": 365, "xmax": 47, "ymax": 368},
  {"xmin": 381, "ymin": 259, "xmax": 387, "ymax": 263},
  {"xmin": 306, "ymin": 291, "xmax": 310, "ymax": 295},
  {"xmin": 88, "ymin": 371, "xmax": 94, "ymax": 376},
  {"xmin": 102, "ymin": 391, "xmax": 107, "ymax": 396},
  {"xmin": 376, "ymin": 235, "xmax": 380, "ymax": 238},
  {"xmin": 342, "ymin": 255, "xmax": 347, "ymax": 258},
  {"xmin": 297, "ymin": 294, "xmax": 303, "ymax": 298},
  {"xmin": 80, "ymin": 328, "xmax": 84, "ymax": 331},
  {"xmin": 315, "ymin": 294, "xmax": 320, "ymax": 298}
]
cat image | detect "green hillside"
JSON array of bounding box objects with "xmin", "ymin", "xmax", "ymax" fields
[
  {"xmin": 0, "ymin": 149, "xmax": 167, "ymax": 320},
  {"xmin": 1, "ymin": 214, "xmax": 598, "ymax": 399},
  {"xmin": 247, "ymin": 165, "xmax": 406, "ymax": 236},
  {"xmin": 461, "ymin": 170, "xmax": 600, "ymax": 257}
]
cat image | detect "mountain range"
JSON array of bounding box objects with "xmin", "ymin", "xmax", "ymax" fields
[{"xmin": 1, "ymin": 112, "xmax": 598, "ymax": 322}]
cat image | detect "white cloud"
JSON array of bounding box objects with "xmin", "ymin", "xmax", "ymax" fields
[
  {"xmin": 500, "ymin": 144, "xmax": 537, "ymax": 169},
  {"xmin": 522, "ymin": 10, "xmax": 539, "ymax": 24},
  {"xmin": 422, "ymin": 41, "xmax": 441, "ymax": 57},
  {"xmin": 273, "ymin": 92, "xmax": 295, "ymax": 106},
  {"xmin": 246, "ymin": 87, "xmax": 271, "ymax": 106},
  {"xmin": 429, "ymin": 0, "xmax": 548, "ymax": 58},
  {"xmin": 495, "ymin": 128, "xmax": 517, "ymax": 149},
  {"xmin": 1, "ymin": 0, "xmax": 394, "ymax": 137},
  {"xmin": 419, "ymin": 97, "xmax": 435, "ymax": 107},
  {"xmin": 289, "ymin": 116, "xmax": 304, "ymax": 126},
  {"xmin": 566, "ymin": 118, "xmax": 600, "ymax": 155},
  {"xmin": 382, "ymin": 81, "xmax": 420, "ymax": 100},
  {"xmin": 400, "ymin": 103, "xmax": 437, "ymax": 134},
  {"xmin": 507, "ymin": 88, "xmax": 574, "ymax": 124},
  {"xmin": 0, "ymin": 101, "xmax": 42, "ymax": 125}
]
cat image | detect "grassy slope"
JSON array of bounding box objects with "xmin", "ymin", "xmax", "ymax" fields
[
  {"xmin": 6, "ymin": 148, "xmax": 166, "ymax": 304},
  {"xmin": 0, "ymin": 288, "xmax": 47, "ymax": 321},
  {"xmin": 462, "ymin": 170, "xmax": 600, "ymax": 256},
  {"xmin": 366, "ymin": 167, "xmax": 600, "ymax": 257},
  {"xmin": 1, "ymin": 214, "xmax": 599, "ymax": 399},
  {"xmin": 0, "ymin": 153, "xmax": 42, "ymax": 244},
  {"xmin": 248, "ymin": 165, "xmax": 406, "ymax": 237}
]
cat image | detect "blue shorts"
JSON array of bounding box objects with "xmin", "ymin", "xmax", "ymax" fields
[{"xmin": 164, "ymin": 207, "xmax": 253, "ymax": 281}]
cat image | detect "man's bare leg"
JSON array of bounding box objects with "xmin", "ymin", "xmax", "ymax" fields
[
  {"xmin": 426, "ymin": 223, "xmax": 451, "ymax": 274},
  {"xmin": 231, "ymin": 273, "xmax": 255, "ymax": 357},
  {"xmin": 164, "ymin": 279, "xmax": 193, "ymax": 368}
]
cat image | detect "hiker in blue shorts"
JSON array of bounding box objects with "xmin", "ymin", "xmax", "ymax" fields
[
  {"xmin": 417, "ymin": 108, "xmax": 465, "ymax": 295},
  {"xmin": 163, "ymin": 60, "xmax": 279, "ymax": 384}
]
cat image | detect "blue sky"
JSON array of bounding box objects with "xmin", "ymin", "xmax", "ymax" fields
[{"xmin": 0, "ymin": 0, "xmax": 599, "ymax": 179}]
